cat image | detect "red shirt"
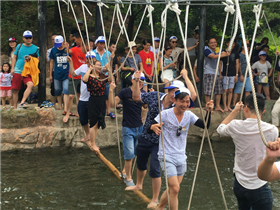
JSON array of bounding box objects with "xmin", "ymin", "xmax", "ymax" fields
[
  {"xmin": 138, "ymin": 50, "xmax": 154, "ymax": 75},
  {"xmin": 69, "ymin": 46, "xmax": 86, "ymax": 79}
]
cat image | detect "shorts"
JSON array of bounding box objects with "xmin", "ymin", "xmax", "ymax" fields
[
  {"xmin": 255, "ymin": 76, "xmax": 269, "ymax": 87},
  {"xmin": 161, "ymin": 69, "xmax": 174, "ymax": 82},
  {"xmin": 0, "ymin": 89, "xmax": 12, "ymax": 97},
  {"xmin": 122, "ymin": 126, "xmax": 143, "ymax": 160},
  {"xmin": 78, "ymin": 100, "xmax": 88, "ymax": 126},
  {"xmin": 54, "ymin": 78, "xmax": 69, "ymax": 96},
  {"xmin": 11, "ymin": 73, "xmax": 32, "ymax": 90},
  {"xmin": 223, "ymin": 76, "xmax": 235, "ymax": 90},
  {"xmin": 159, "ymin": 155, "xmax": 187, "ymax": 178},
  {"xmin": 234, "ymin": 77, "xmax": 252, "ymax": 94},
  {"xmin": 68, "ymin": 77, "xmax": 81, "ymax": 95},
  {"xmin": 136, "ymin": 136, "xmax": 161, "ymax": 178},
  {"xmin": 203, "ymin": 74, "xmax": 223, "ymax": 95},
  {"xmin": 105, "ymin": 83, "xmax": 110, "ymax": 100}
]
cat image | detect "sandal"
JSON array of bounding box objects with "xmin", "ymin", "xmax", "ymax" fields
[
  {"xmin": 19, "ymin": 103, "xmax": 29, "ymax": 108},
  {"xmin": 69, "ymin": 112, "xmax": 76, "ymax": 116},
  {"xmin": 62, "ymin": 111, "xmax": 66, "ymax": 115},
  {"xmin": 107, "ymin": 112, "xmax": 116, "ymax": 119}
]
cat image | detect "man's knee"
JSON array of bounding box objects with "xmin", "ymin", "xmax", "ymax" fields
[
  {"xmin": 68, "ymin": 95, "xmax": 75, "ymax": 100},
  {"xmin": 26, "ymin": 82, "xmax": 34, "ymax": 89},
  {"xmin": 169, "ymin": 185, "xmax": 180, "ymax": 195}
]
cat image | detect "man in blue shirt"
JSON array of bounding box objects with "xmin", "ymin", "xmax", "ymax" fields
[
  {"xmin": 49, "ymin": 35, "xmax": 69, "ymax": 111},
  {"xmin": 11, "ymin": 30, "xmax": 39, "ymax": 109}
]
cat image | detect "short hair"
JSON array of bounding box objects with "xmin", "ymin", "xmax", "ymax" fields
[
  {"xmin": 109, "ymin": 41, "xmax": 116, "ymax": 46},
  {"xmin": 261, "ymin": 45, "xmax": 269, "ymax": 50},
  {"xmin": 175, "ymin": 92, "xmax": 189, "ymax": 100},
  {"xmin": 244, "ymin": 93, "xmax": 265, "ymax": 114},
  {"xmin": 143, "ymin": 39, "xmax": 151, "ymax": 45}
]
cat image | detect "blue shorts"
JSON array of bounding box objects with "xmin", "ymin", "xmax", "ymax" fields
[
  {"xmin": 105, "ymin": 83, "xmax": 110, "ymax": 100},
  {"xmin": 234, "ymin": 77, "xmax": 252, "ymax": 94},
  {"xmin": 54, "ymin": 78, "xmax": 69, "ymax": 96},
  {"xmin": 136, "ymin": 136, "xmax": 161, "ymax": 178},
  {"xmin": 255, "ymin": 76, "xmax": 269, "ymax": 87},
  {"xmin": 122, "ymin": 126, "xmax": 143, "ymax": 160},
  {"xmin": 77, "ymin": 100, "xmax": 88, "ymax": 126},
  {"xmin": 159, "ymin": 155, "xmax": 187, "ymax": 178}
]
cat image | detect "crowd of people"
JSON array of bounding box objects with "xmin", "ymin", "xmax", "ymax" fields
[{"xmin": 1, "ymin": 23, "xmax": 280, "ymax": 210}]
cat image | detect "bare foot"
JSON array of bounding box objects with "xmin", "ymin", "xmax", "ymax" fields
[
  {"xmin": 223, "ymin": 107, "xmax": 229, "ymax": 112},
  {"xmin": 75, "ymin": 113, "xmax": 79, "ymax": 117},
  {"xmin": 125, "ymin": 185, "xmax": 142, "ymax": 191},
  {"xmin": 228, "ymin": 107, "xmax": 233, "ymax": 112},
  {"xmin": 215, "ymin": 107, "xmax": 224, "ymax": 113},
  {"xmin": 63, "ymin": 115, "xmax": 70, "ymax": 123},
  {"xmin": 147, "ymin": 201, "xmax": 159, "ymax": 209},
  {"xmin": 81, "ymin": 137, "xmax": 90, "ymax": 143},
  {"xmin": 90, "ymin": 144, "xmax": 100, "ymax": 152}
]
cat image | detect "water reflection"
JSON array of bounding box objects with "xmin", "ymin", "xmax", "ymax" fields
[{"xmin": 1, "ymin": 141, "xmax": 280, "ymax": 209}]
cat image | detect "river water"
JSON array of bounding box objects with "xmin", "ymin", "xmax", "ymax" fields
[{"xmin": 2, "ymin": 141, "xmax": 280, "ymax": 210}]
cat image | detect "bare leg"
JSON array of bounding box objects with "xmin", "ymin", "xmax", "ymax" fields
[
  {"xmin": 81, "ymin": 124, "xmax": 90, "ymax": 142},
  {"xmin": 245, "ymin": 91, "xmax": 250, "ymax": 98},
  {"xmin": 20, "ymin": 81, "xmax": 33, "ymax": 104},
  {"xmin": 256, "ymin": 84, "xmax": 262, "ymax": 94},
  {"xmin": 63, "ymin": 94, "xmax": 68, "ymax": 111},
  {"xmin": 263, "ymin": 86, "xmax": 270, "ymax": 100},
  {"xmin": 75, "ymin": 93, "xmax": 80, "ymax": 116},
  {"xmin": 12, "ymin": 89, "xmax": 19, "ymax": 109},
  {"xmin": 51, "ymin": 95, "xmax": 57, "ymax": 109},
  {"xmin": 227, "ymin": 88, "xmax": 233, "ymax": 111},
  {"xmin": 106, "ymin": 99, "xmax": 110, "ymax": 115},
  {"xmin": 232, "ymin": 93, "xmax": 240, "ymax": 106},
  {"xmin": 164, "ymin": 79, "xmax": 170, "ymax": 93},
  {"xmin": 150, "ymin": 177, "xmax": 161, "ymax": 204},
  {"xmin": 222, "ymin": 89, "xmax": 228, "ymax": 112},
  {"xmin": 1, "ymin": 97, "xmax": 6, "ymax": 107},
  {"xmin": 57, "ymin": 95, "xmax": 62, "ymax": 110},
  {"xmin": 124, "ymin": 159, "xmax": 133, "ymax": 180},
  {"xmin": 89, "ymin": 122, "xmax": 99, "ymax": 151},
  {"xmin": 63, "ymin": 95, "xmax": 74, "ymax": 123},
  {"xmin": 205, "ymin": 95, "xmax": 210, "ymax": 103},
  {"xmin": 215, "ymin": 94, "xmax": 224, "ymax": 113},
  {"xmin": 125, "ymin": 169, "xmax": 146, "ymax": 190},
  {"xmin": 8, "ymin": 96, "xmax": 13, "ymax": 107}
]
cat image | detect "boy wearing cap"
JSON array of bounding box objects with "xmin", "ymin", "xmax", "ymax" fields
[
  {"xmin": 217, "ymin": 94, "xmax": 278, "ymax": 210},
  {"xmin": 93, "ymin": 36, "xmax": 115, "ymax": 119},
  {"xmin": 150, "ymin": 37, "xmax": 160, "ymax": 56},
  {"xmin": 49, "ymin": 35, "xmax": 69, "ymax": 111},
  {"xmin": 126, "ymin": 69, "xmax": 196, "ymax": 209},
  {"xmin": 11, "ymin": 30, "xmax": 39, "ymax": 109},
  {"xmin": 252, "ymin": 51, "xmax": 273, "ymax": 100},
  {"xmin": 150, "ymin": 88, "xmax": 213, "ymax": 210},
  {"xmin": 111, "ymin": 72, "xmax": 146, "ymax": 187}
]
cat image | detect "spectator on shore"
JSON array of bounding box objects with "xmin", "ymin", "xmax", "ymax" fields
[
  {"xmin": 108, "ymin": 41, "xmax": 119, "ymax": 86},
  {"xmin": 252, "ymin": 44, "xmax": 272, "ymax": 64},
  {"xmin": 253, "ymin": 37, "xmax": 269, "ymax": 57},
  {"xmin": 11, "ymin": 30, "xmax": 39, "ymax": 109},
  {"xmin": 0, "ymin": 62, "xmax": 13, "ymax": 109},
  {"xmin": 8, "ymin": 37, "xmax": 18, "ymax": 64},
  {"xmin": 49, "ymin": 35, "xmax": 69, "ymax": 111},
  {"xmin": 161, "ymin": 46, "xmax": 176, "ymax": 92},
  {"xmin": 150, "ymin": 37, "xmax": 160, "ymax": 56}
]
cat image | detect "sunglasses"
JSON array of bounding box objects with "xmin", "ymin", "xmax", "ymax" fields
[
  {"xmin": 176, "ymin": 126, "xmax": 182, "ymax": 137},
  {"xmin": 25, "ymin": 37, "xmax": 32, "ymax": 39},
  {"xmin": 172, "ymin": 41, "xmax": 177, "ymax": 44}
]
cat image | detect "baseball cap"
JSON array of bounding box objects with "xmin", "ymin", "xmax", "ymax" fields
[
  {"xmin": 258, "ymin": 51, "xmax": 267, "ymax": 56},
  {"xmin": 154, "ymin": 37, "xmax": 160, "ymax": 42},
  {"xmin": 94, "ymin": 36, "xmax": 105, "ymax": 45},
  {"xmin": 77, "ymin": 19, "xmax": 84, "ymax": 25},
  {"xmin": 175, "ymin": 87, "xmax": 191, "ymax": 97},
  {"xmin": 86, "ymin": 50, "xmax": 96, "ymax": 59},
  {"xmin": 169, "ymin": 36, "xmax": 178, "ymax": 41},
  {"xmin": 132, "ymin": 72, "xmax": 146, "ymax": 80},
  {"xmin": 23, "ymin": 30, "xmax": 33, "ymax": 38},
  {"xmin": 8, "ymin": 37, "xmax": 17, "ymax": 42},
  {"xmin": 194, "ymin": 26, "xmax": 199, "ymax": 31},
  {"xmin": 54, "ymin": 35, "xmax": 64, "ymax": 48},
  {"xmin": 163, "ymin": 80, "xmax": 184, "ymax": 89}
]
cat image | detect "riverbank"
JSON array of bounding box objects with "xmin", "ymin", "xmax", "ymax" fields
[{"xmin": 1, "ymin": 100, "xmax": 279, "ymax": 152}]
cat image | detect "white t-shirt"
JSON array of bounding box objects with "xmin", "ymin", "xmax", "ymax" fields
[
  {"xmin": 187, "ymin": 38, "xmax": 197, "ymax": 56},
  {"xmin": 74, "ymin": 64, "xmax": 90, "ymax": 102},
  {"xmin": 0, "ymin": 73, "xmax": 13, "ymax": 88},
  {"xmin": 155, "ymin": 108, "xmax": 198, "ymax": 158},
  {"xmin": 274, "ymin": 161, "xmax": 280, "ymax": 174},
  {"xmin": 251, "ymin": 61, "xmax": 272, "ymax": 76},
  {"xmin": 217, "ymin": 118, "xmax": 278, "ymax": 190}
]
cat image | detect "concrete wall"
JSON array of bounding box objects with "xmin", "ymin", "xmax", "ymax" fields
[{"xmin": 1, "ymin": 100, "xmax": 279, "ymax": 152}]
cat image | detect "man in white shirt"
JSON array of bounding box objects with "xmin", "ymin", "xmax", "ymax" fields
[{"xmin": 217, "ymin": 93, "xmax": 278, "ymax": 210}]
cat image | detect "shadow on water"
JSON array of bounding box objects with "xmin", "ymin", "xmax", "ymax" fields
[{"xmin": 1, "ymin": 141, "xmax": 280, "ymax": 209}]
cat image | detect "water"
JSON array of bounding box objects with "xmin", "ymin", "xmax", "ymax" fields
[{"xmin": 2, "ymin": 141, "xmax": 280, "ymax": 210}]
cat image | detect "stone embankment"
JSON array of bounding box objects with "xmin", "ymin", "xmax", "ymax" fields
[{"xmin": 1, "ymin": 100, "xmax": 279, "ymax": 152}]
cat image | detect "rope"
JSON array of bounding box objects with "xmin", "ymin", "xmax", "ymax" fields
[
  {"xmin": 235, "ymin": 0, "xmax": 269, "ymax": 147},
  {"xmin": 184, "ymin": 2, "xmax": 230, "ymax": 209},
  {"xmin": 147, "ymin": 1, "xmax": 170, "ymax": 209},
  {"xmin": 261, "ymin": 10, "xmax": 280, "ymax": 95}
]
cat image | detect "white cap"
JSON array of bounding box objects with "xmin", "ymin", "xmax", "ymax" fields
[
  {"xmin": 94, "ymin": 36, "xmax": 105, "ymax": 45},
  {"xmin": 258, "ymin": 50, "xmax": 267, "ymax": 56},
  {"xmin": 54, "ymin": 35, "xmax": 64, "ymax": 48},
  {"xmin": 169, "ymin": 36, "xmax": 178, "ymax": 41},
  {"xmin": 23, "ymin": 30, "xmax": 33, "ymax": 38},
  {"xmin": 175, "ymin": 87, "xmax": 191, "ymax": 97},
  {"xmin": 163, "ymin": 80, "xmax": 185, "ymax": 89},
  {"xmin": 132, "ymin": 72, "xmax": 146, "ymax": 80},
  {"xmin": 86, "ymin": 50, "xmax": 96, "ymax": 59}
]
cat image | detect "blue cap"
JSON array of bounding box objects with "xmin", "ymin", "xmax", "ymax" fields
[
  {"xmin": 95, "ymin": 36, "xmax": 105, "ymax": 45},
  {"xmin": 169, "ymin": 36, "xmax": 178, "ymax": 41}
]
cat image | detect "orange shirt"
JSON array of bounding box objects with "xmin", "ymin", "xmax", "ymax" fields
[
  {"xmin": 138, "ymin": 50, "xmax": 154, "ymax": 75},
  {"xmin": 69, "ymin": 46, "xmax": 86, "ymax": 79}
]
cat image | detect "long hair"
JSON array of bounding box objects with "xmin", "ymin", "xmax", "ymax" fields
[{"xmin": 2, "ymin": 62, "xmax": 11, "ymax": 73}]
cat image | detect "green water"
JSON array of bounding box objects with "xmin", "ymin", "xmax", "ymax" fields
[{"xmin": 1, "ymin": 141, "xmax": 280, "ymax": 210}]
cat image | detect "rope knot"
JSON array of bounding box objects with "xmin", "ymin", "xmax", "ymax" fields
[
  {"xmin": 222, "ymin": 0, "xmax": 235, "ymax": 15},
  {"xmin": 146, "ymin": 4, "xmax": 154, "ymax": 25},
  {"xmin": 253, "ymin": 5, "xmax": 260, "ymax": 27}
]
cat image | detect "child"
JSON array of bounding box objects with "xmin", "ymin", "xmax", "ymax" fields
[
  {"xmin": 149, "ymin": 87, "xmax": 214, "ymax": 210},
  {"xmin": 252, "ymin": 51, "xmax": 273, "ymax": 100},
  {"xmin": 0, "ymin": 62, "xmax": 13, "ymax": 109},
  {"xmin": 160, "ymin": 46, "xmax": 176, "ymax": 92}
]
